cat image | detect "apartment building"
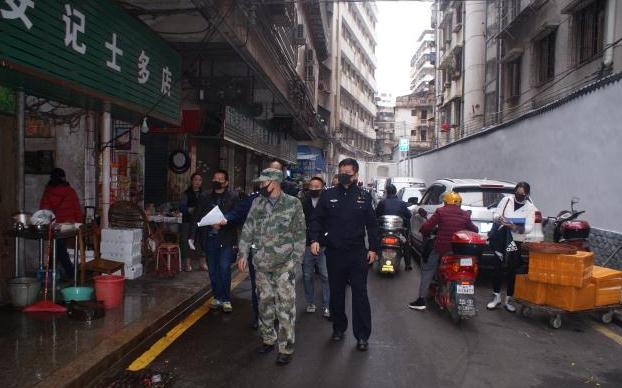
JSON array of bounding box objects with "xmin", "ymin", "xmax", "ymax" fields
[
  {"xmin": 395, "ymin": 92, "xmax": 435, "ymax": 156},
  {"xmin": 326, "ymin": 1, "xmax": 378, "ymax": 168},
  {"xmin": 483, "ymin": 0, "xmax": 622, "ymax": 127},
  {"xmin": 434, "ymin": 0, "xmax": 486, "ymax": 146},
  {"xmin": 374, "ymin": 93, "xmax": 396, "ymax": 161},
  {"xmin": 432, "ymin": 0, "xmax": 622, "ymax": 145},
  {"xmin": 410, "ymin": 30, "xmax": 436, "ymax": 93}
]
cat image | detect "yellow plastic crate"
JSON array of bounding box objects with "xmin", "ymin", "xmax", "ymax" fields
[{"xmin": 514, "ymin": 275, "xmax": 547, "ymax": 305}]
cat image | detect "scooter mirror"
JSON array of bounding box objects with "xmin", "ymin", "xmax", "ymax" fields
[{"xmin": 417, "ymin": 208, "xmax": 428, "ymax": 218}]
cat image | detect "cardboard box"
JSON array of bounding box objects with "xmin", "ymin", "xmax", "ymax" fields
[
  {"xmin": 101, "ymin": 228, "xmax": 142, "ymax": 244},
  {"xmin": 514, "ymin": 274, "xmax": 547, "ymax": 304},
  {"xmin": 545, "ymin": 283, "xmax": 595, "ymax": 312},
  {"xmin": 591, "ymin": 266, "xmax": 622, "ymax": 306},
  {"xmin": 528, "ymin": 251, "xmax": 593, "ymax": 287},
  {"xmin": 112, "ymin": 263, "xmax": 143, "ymax": 280}
]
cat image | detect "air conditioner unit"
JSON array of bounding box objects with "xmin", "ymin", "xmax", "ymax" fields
[{"xmin": 294, "ymin": 24, "xmax": 305, "ymax": 46}]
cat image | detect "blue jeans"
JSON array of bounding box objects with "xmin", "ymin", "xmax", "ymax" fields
[
  {"xmin": 303, "ymin": 246, "xmax": 329, "ymax": 307},
  {"xmin": 203, "ymin": 236, "xmax": 234, "ymax": 302},
  {"xmin": 248, "ymin": 252, "xmax": 259, "ymax": 323}
]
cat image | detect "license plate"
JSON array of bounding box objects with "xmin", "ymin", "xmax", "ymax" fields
[
  {"xmin": 456, "ymin": 284, "xmax": 474, "ymax": 294},
  {"xmin": 460, "ymin": 258, "xmax": 473, "ymax": 266},
  {"xmin": 479, "ymin": 222, "xmax": 493, "ymax": 233}
]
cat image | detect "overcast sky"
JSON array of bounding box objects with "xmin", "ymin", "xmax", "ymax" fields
[{"xmin": 375, "ymin": 1, "xmax": 433, "ymax": 100}]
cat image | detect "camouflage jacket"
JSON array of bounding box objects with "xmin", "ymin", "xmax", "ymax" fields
[{"xmin": 238, "ymin": 193, "xmax": 306, "ymax": 272}]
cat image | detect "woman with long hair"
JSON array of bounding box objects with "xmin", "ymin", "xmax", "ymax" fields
[{"xmin": 180, "ymin": 172, "xmax": 207, "ymax": 271}]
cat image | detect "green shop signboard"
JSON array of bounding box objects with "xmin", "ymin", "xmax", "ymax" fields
[
  {"xmin": 0, "ymin": 85, "xmax": 15, "ymax": 114},
  {"xmin": 0, "ymin": 0, "xmax": 181, "ymax": 124}
]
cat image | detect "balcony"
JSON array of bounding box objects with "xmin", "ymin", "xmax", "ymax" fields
[
  {"xmin": 340, "ymin": 44, "xmax": 376, "ymax": 91},
  {"xmin": 498, "ymin": 0, "xmax": 549, "ymax": 37},
  {"xmin": 342, "ymin": 12, "xmax": 377, "ymax": 67},
  {"xmin": 340, "ymin": 80, "xmax": 376, "ymax": 117}
]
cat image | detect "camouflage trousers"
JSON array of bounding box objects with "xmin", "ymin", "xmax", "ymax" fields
[{"xmin": 255, "ymin": 262, "xmax": 296, "ymax": 354}]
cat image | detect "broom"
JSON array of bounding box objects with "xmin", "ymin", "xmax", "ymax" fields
[{"xmin": 24, "ymin": 221, "xmax": 67, "ymax": 313}]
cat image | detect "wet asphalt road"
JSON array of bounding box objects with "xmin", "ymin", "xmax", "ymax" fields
[{"xmin": 133, "ymin": 266, "xmax": 622, "ymax": 388}]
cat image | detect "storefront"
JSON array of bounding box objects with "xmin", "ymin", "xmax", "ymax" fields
[{"xmin": 0, "ymin": 1, "xmax": 181, "ymax": 290}]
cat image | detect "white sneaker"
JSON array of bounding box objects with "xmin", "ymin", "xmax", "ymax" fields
[
  {"xmin": 486, "ymin": 293, "xmax": 501, "ymax": 310},
  {"xmin": 222, "ymin": 301, "xmax": 233, "ymax": 313},
  {"xmin": 323, "ymin": 307, "xmax": 331, "ymax": 318},
  {"xmin": 210, "ymin": 299, "xmax": 223, "ymax": 308},
  {"xmin": 504, "ymin": 296, "xmax": 516, "ymax": 313},
  {"xmin": 306, "ymin": 304, "xmax": 316, "ymax": 313}
]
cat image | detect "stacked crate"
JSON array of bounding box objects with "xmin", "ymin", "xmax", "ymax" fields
[
  {"xmin": 100, "ymin": 228, "xmax": 143, "ymax": 280},
  {"xmin": 515, "ymin": 250, "xmax": 622, "ymax": 311}
]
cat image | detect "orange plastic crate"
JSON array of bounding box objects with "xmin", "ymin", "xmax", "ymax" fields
[
  {"xmin": 528, "ymin": 251, "xmax": 593, "ymax": 287},
  {"xmin": 545, "ymin": 283, "xmax": 596, "ymax": 312},
  {"xmin": 514, "ymin": 275, "xmax": 547, "ymax": 304},
  {"xmin": 591, "ymin": 266, "xmax": 622, "ymax": 306}
]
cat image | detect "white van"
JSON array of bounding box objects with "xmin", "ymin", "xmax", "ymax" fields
[{"xmin": 387, "ymin": 177, "xmax": 426, "ymax": 193}]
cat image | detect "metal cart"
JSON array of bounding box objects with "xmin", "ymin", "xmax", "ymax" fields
[{"xmin": 514, "ymin": 298, "xmax": 619, "ymax": 329}]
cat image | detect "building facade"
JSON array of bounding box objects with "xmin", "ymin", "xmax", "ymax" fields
[
  {"xmin": 432, "ymin": 0, "xmax": 622, "ymax": 145},
  {"xmin": 325, "ymin": 1, "xmax": 378, "ymax": 172},
  {"xmin": 374, "ymin": 93, "xmax": 396, "ymax": 161},
  {"xmin": 410, "ymin": 30, "xmax": 436, "ymax": 93}
]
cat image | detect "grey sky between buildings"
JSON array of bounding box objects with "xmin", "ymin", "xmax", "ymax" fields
[{"xmin": 376, "ymin": 1, "xmax": 433, "ymax": 100}]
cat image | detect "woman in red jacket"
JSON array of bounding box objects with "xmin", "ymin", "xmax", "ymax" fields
[{"xmin": 39, "ymin": 168, "xmax": 82, "ymax": 278}]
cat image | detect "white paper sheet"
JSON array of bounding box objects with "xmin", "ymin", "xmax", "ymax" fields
[{"xmin": 197, "ymin": 206, "xmax": 226, "ymax": 227}]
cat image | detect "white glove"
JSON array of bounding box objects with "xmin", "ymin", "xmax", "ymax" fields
[{"xmin": 188, "ymin": 239, "xmax": 196, "ymax": 250}]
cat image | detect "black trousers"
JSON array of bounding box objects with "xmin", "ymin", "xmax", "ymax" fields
[
  {"xmin": 326, "ymin": 246, "xmax": 371, "ymax": 340},
  {"xmin": 492, "ymin": 241, "xmax": 523, "ymax": 296}
]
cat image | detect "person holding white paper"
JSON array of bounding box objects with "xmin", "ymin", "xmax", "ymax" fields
[{"xmin": 190, "ymin": 169, "xmax": 240, "ymax": 313}]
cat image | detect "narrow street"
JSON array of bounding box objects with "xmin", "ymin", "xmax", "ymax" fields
[{"xmin": 117, "ymin": 268, "xmax": 622, "ymax": 388}]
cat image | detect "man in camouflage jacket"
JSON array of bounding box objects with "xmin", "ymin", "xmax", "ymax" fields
[{"xmin": 237, "ymin": 168, "xmax": 306, "ymax": 365}]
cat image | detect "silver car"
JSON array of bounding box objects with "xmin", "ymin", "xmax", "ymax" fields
[{"xmin": 409, "ymin": 178, "xmax": 544, "ymax": 269}]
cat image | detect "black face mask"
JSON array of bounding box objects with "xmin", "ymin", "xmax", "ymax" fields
[
  {"xmin": 515, "ymin": 194, "xmax": 527, "ymax": 202},
  {"xmin": 338, "ymin": 173, "xmax": 353, "ymax": 186},
  {"xmin": 212, "ymin": 181, "xmax": 223, "ymax": 190},
  {"xmin": 309, "ymin": 189, "xmax": 322, "ymax": 198},
  {"xmin": 260, "ymin": 183, "xmax": 273, "ymax": 198}
]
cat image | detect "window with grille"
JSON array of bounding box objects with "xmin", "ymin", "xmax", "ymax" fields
[
  {"xmin": 574, "ymin": 0, "xmax": 606, "ymax": 64},
  {"xmin": 535, "ymin": 30, "xmax": 556, "ymax": 84},
  {"xmin": 506, "ymin": 57, "xmax": 521, "ymax": 102}
]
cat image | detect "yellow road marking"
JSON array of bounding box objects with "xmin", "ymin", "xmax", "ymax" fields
[
  {"xmin": 593, "ymin": 323, "xmax": 622, "ymax": 347},
  {"xmin": 127, "ymin": 272, "xmax": 248, "ymax": 371}
]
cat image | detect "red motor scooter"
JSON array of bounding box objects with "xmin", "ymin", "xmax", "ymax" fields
[
  {"xmin": 428, "ymin": 230, "xmax": 486, "ymax": 324},
  {"xmin": 546, "ymin": 197, "xmax": 591, "ymax": 251}
]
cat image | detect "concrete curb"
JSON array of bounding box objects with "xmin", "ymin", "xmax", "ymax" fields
[{"xmin": 34, "ymin": 284, "xmax": 213, "ymax": 388}]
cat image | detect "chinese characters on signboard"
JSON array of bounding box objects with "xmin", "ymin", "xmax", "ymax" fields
[{"xmin": 0, "ymin": 0, "xmax": 181, "ymax": 123}]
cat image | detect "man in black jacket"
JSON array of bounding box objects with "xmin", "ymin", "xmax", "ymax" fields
[
  {"xmin": 375, "ymin": 184, "xmax": 413, "ymax": 270},
  {"xmin": 301, "ymin": 176, "xmax": 330, "ymax": 318},
  {"xmin": 190, "ymin": 169, "xmax": 240, "ymax": 313},
  {"xmin": 309, "ymin": 158, "xmax": 379, "ymax": 351}
]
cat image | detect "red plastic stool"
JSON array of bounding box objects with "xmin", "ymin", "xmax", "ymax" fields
[{"xmin": 155, "ymin": 243, "xmax": 181, "ymax": 277}]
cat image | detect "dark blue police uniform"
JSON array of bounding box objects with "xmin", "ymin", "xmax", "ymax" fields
[{"xmin": 309, "ymin": 184, "xmax": 380, "ymax": 340}]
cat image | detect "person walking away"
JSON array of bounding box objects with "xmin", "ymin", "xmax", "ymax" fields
[
  {"xmin": 375, "ymin": 184, "xmax": 413, "ymax": 270},
  {"xmin": 220, "ymin": 183, "xmax": 261, "ymax": 329},
  {"xmin": 487, "ymin": 182, "xmax": 537, "ymax": 312},
  {"xmin": 302, "ymin": 177, "xmax": 330, "ymax": 318},
  {"xmin": 179, "ymin": 173, "xmax": 207, "ymax": 271},
  {"xmin": 190, "ymin": 169, "xmax": 240, "ymax": 313},
  {"xmin": 309, "ymin": 158, "xmax": 379, "ymax": 351},
  {"xmin": 39, "ymin": 168, "xmax": 82, "ymax": 279},
  {"xmin": 408, "ymin": 192, "xmax": 478, "ymax": 311},
  {"xmin": 237, "ymin": 168, "xmax": 306, "ymax": 365}
]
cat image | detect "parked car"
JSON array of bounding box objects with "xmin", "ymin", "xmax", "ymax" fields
[
  {"xmin": 397, "ymin": 187, "xmax": 426, "ymax": 207},
  {"xmin": 409, "ymin": 178, "xmax": 544, "ymax": 270},
  {"xmin": 387, "ymin": 177, "xmax": 426, "ymax": 194}
]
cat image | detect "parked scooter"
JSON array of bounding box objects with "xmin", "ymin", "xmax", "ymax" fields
[
  {"xmin": 545, "ymin": 197, "xmax": 591, "ymax": 251},
  {"xmin": 418, "ymin": 208, "xmax": 485, "ymax": 323},
  {"xmin": 377, "ymin": 215, "xmax": 407, "ymax": 274}
]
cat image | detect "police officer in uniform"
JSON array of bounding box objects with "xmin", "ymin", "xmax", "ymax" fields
[{"xmin": 309, "ymin": 158, "xmax": 379, "ymax": 351}]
